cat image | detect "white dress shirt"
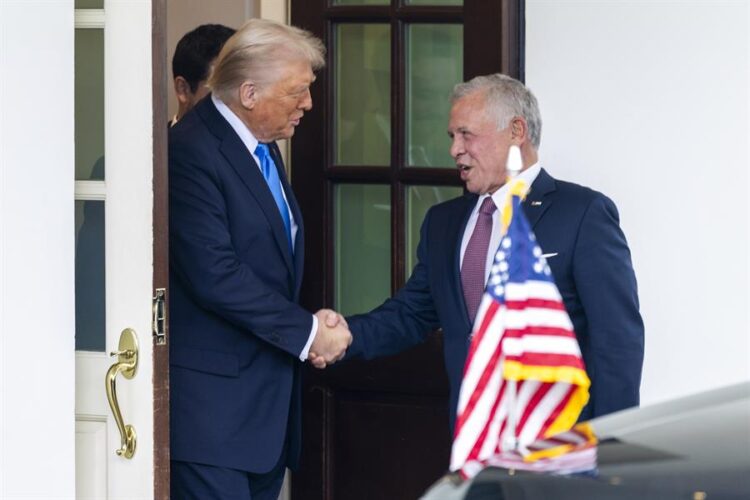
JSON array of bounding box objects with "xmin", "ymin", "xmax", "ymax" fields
[
  {"xmin": 212, "ymin": 94, "xmax": 317, "ymax": 360},
  {"xmin": 459, "ymin": 162, "xmax": 542, "ymax": 285}
]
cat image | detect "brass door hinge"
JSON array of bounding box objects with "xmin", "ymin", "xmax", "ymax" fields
[{"xmin": 152, "ymin": 288, "xmax": 167, "ymax": 345}]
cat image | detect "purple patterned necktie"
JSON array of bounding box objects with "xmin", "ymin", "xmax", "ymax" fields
[{"xmin": 461, "ymin": 197, "xmax": 497, "ymax": 323}]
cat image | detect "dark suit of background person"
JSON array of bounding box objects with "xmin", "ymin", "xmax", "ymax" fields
[
  {"xmin": 343, "ymin": 74, "xmax": 644, "ymax": 431},
  {"xmin": 168, "ymin": 19, "xmax": 349, "ymax": 500}
]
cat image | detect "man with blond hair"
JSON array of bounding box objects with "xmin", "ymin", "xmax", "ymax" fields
[{"xmin": 169, "ymin": 18, "xmax": 350, "ymax": 498}]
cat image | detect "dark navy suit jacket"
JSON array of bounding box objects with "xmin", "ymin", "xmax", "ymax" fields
[
  {"xmin": 169, "ymin": 96, "xmax": 309, "ymax": 473},
  {"xmin": 347, "ymin": 169, "xmax": 644, "ymax": 428}
]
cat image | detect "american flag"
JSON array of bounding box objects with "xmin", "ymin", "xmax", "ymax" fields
[{"xmin": 450, "ymin": 179, "xmax": 591, "ymax": 479}]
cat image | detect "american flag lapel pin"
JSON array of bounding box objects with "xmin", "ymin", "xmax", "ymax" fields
[{"xmin": 531, "ymin": 200, "xmax": 542, "ymax": 206}]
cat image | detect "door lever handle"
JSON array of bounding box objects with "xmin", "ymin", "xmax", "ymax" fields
[{"xmin": 105, "ymin": 328, "xmax": 139, "ymax": 459}]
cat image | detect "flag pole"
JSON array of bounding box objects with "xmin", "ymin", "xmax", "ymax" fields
[{"xmin": 502, "ymin": 145, "xmax": 523, "ymax": 452}]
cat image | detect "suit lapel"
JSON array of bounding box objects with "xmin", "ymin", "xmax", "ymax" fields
[
  {"xmin": 269, "ymin": 142, "xmax": 305, "ymax": 295},
  {"xmin": 197, "ymin": 98, "xmax": 295, "ymax": 276},
  {"xmin": 523, "ymin": 168, "xmax": 556, "ymax": 229}
]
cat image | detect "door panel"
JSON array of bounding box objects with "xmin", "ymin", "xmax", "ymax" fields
[
  {"xmin": 76, "ymin": 417, "xmax": 108, "ymax": 498},
  {"xmin": 334, "ymin": 23, "xmax": 392, "ymax": 166}
]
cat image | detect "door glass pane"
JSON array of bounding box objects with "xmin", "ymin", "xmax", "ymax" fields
[
  {"xmin": 75, "ymin": 28, "xmax": 105, "ymax": 180},
  {"xmin": 406, "ymin": 24, "xmax": 463, "ymax": 168},
  {"xmin": 335, "ymin": 24, "xmax": 391, "ymax": 166},
  {"xmin": 335, "ymin": 184, "xmax": 391, "ymax": 315},
  {"xmin": 406, "ymin": 185, "xmax": 462, "ymax": 275},
  {"xmin": 75, "ymin": 200, "xmax": 106, "ymax": 352},
  {"xmin": 75, "ymin": 0, "xmax": 104, "ymax": 7},
  {"xmin": 406, "ymin": 0, "xmax": 462, "ymax": 5}
]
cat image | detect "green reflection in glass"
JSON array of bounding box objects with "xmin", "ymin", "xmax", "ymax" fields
[
  {"xmin": 406, "ymin": 185, "xmax": 463, "ymax": 275},
  {"xmin": 336, "ymin": 24, "xmax": 391, "ymax": 166},
  {"xmin": 406, "ymin": 0, "xmax": 462, "ymax": 5},
  {"xmin": 334, "ymin": 0, "xmax": 388, "ymax": 4},
  {"xmin": 75, "ymin": 200, "xmax": 106, "ymax": 352},
  {"xmin": 335, "ymin": 184, "xmax": 391, "ymax": 315},
  {"xmin": 75, "ymin": 28, "xmax": 105, "ymax": 180},
  {"xmin": 75, "ymin": 0, "xmax": 104, "ymax": 8},
  {"xmin": 406, "ymin": 24, "xmax": 463, "ymax": 168}
]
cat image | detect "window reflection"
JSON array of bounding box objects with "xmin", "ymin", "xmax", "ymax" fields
[
  {"xmin": 335, "ymin": 24, "xmax": 391, "ymax": 166},
  {"xmin": 406, "ymin": 24, "xmax": 463, "ymax": 167},
  {"xmin": 335, "ymin": 184, "xmax": 391, "ymax": 315}
]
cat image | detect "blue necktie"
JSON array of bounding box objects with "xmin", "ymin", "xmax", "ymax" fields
[{"xmin": 255, "ymin": 143, "xmax": 293, "ymax": 253}]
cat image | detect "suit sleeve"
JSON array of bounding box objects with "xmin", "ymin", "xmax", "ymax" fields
[
  {"xmin": 573, "ymin": 194, "xmax": 644, "ymax": 417},
  {"xmin": 346, "ymin": 208, "xmax": 441, "ymax": 359},
  {"xmin": 169, "ymin": 141, "xmax": 312, "ymax": 357}
]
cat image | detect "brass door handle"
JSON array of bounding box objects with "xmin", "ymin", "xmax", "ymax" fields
[{"xmin": 105, "ymin": 328, "xmax": 139, "ymax": 459}]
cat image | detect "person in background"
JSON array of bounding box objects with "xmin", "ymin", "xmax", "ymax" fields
[{"xmin": 170, "ymin": 23, "xmax": 235, "ymax": 126}]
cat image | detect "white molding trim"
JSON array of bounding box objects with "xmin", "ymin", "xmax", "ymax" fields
[
  {"xmin": 75, "ymin": 180, "xmax": 106, "ymax": 200},
  {"xmin": 75, "ymin": 9, "xmax": 105, "ymax": 29},
  {"xmin": 75, "ymin": 413, "xmax": 108, "ymax": 422}
]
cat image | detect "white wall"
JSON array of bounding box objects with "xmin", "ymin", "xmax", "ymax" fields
[
  {"xmin": 526, "ymin": 0, "xmax": 750, "ymax": 405},
  {"xmin": 0, "ymin": 1, "xmax": 76, "ymax": 498}
]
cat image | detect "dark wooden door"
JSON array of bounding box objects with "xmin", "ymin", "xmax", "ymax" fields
[{"xmin": 290, "ymin": 1, "xmax": 524, "ymax": 498}]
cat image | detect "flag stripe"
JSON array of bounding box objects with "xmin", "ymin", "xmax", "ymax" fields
[
  {"xmin": 454, "ymin": 338, "xmax": 504, "ymax": 438},
  {"xmin": 538, "ymin": 384, "xmax": 577, "ymax": 438},
  {"xmin": 516, "ymin": 382, "xmax": 554, "ymax": 437},
  {"xmin": 503, "ymin": 326, "xmax": 578, "ymax": 338},
  {"xmin": 462, "ymin": 300, "xmax": 500, "ymax": 376},
  {"xmin": 502, "ymin": 308, "xmax": 573, "ymax": 330},
  {"xmin": 505, "ymin": 299, "xmax": 566, "ymax": 311},
  {"xmin": 451, "ymin": 364, "xmax": 507, "ymax": 470},
  {"xmin": 504, "ymin": 280, "xmax": 562, "ymax": 301},
  {"xmin": 467, "ymin": 376, "xmax": 508, "ymax": 461},
  {"xmin": 518, "ymin": 383, "xmax": 573, "ymax": 444}
]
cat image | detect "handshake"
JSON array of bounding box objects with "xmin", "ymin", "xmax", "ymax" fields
[{"xmin": 308, "ymin": 309, "xmax": 351, "ymax": 369}]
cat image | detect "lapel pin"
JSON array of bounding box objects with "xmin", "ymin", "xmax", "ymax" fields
[{"xmin": 531, "ymin": 200, "xmax": 542, "ymax": 206}]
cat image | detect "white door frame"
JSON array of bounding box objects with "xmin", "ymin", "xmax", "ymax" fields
[{"xmin": 102, "ymin": 1, "xmax": 155, "ymax": 497}]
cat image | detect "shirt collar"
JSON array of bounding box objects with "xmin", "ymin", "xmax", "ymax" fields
[{"xmin": 211, "ymin": 94, "xmax": 259, "ymax": 156}]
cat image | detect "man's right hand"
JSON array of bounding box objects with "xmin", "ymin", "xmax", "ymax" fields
[{"xmin": 309, "ymin": 309, "xmax": 351, "ymax": 369}]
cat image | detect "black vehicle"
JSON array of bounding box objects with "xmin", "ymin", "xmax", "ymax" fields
[{"xmin": 422, "ymin": 382, "xmax": 750, "ymax": 500}]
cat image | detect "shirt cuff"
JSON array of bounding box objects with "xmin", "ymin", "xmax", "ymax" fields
[{"xmin": 299, "ymin": 314, "xmax": 318, "ymax": 361}]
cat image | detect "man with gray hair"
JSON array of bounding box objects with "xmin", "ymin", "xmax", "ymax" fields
[
  {"xmin": 169, "ymin": 18, "xmax": 351, "ymax": 499},
  {"xmin": 334, "ymin": 74, "xmax": 644, "ymax": 440}
]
